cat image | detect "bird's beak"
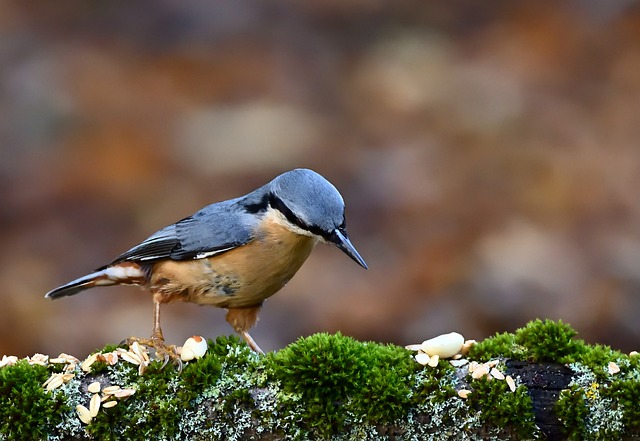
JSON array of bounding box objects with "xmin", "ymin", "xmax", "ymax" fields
[{"xmin": 332, "ymin": 229, "xmax": 368, "ymax": 269}]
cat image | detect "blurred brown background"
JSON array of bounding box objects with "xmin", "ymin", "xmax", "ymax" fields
[{"xmin": 2, "ymin": 1, "xmax": 640, "ymax": 358}]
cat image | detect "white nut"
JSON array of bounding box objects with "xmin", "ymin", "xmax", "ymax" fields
[
  {"xmin": 608, "ymin": 362, "xmax": 620, "ymax": 375},
  {"xmin": 505, "ymin": 375, "xmax": 516, "ymax": 392},
  {"xmin": 427, "ymin": 354, "xmax": 440, "ymax": 368},
  {"xmin": 421, "ymin": 332, "xmax": 465, "ymax": 359},
  {"xmin": 76, "ymin": 405, "xmax": 92, "ymax": 424},
  {"xmin": 490, "ymin": 368, "xmax": 505, "ymax": 380},
  {"xmin": 89, "ymin": 394, "xmax": 101, "ymax": 417},
  {"xmin": 458, "ymin": 389, "xmax": 472, "ymax": 399},
  {"xmin": 88, "ymin": 381, "xmax": 101, "ymax": 394},
  {"xmin": 414, "ymin": 353, "xmax": 431, "ymax": 365},
  {"xmin": 181, "ymin": 336, "xmax": 208, "ymax": 362}
]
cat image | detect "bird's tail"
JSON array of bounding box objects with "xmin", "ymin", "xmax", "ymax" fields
[{"xmin": 45, "ymin": 263, "xmax": 147, "ymax": 299}]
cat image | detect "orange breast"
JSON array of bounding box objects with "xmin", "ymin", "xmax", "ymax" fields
[{"xmin": 149, "ymin": 217, "xmax": 317, "ymax": 308}]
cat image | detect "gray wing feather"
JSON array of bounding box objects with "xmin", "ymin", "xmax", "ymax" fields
[{"xmin": 104, "ymin": 198, "xmax": 255, "ymax": 268}]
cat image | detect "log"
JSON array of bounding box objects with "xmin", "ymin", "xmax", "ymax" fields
[{"xmin": 1, "ymin": 320, "xmax": 639, "ymax": 440}]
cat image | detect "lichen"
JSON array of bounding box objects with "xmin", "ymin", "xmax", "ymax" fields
[{"xmin": 2, "ymin": 321, "xmax": 640, "ymax": 440}]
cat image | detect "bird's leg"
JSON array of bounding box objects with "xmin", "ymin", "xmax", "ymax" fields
[
  {"xmin": 226, "ymin": 306, "xmax": 264, "ymax": 354},
  {"xmin": 126, "ymin": 296, "xmax": 180, "ymax": 366},
  {"xmin": 241, "ymin": 331, "xmax": 265, "ymax": 354}
]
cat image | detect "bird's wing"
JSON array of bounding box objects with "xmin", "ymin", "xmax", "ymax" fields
[{"xmin": 103, "ymin": 199, "xmax": 255, "ymax": 268}]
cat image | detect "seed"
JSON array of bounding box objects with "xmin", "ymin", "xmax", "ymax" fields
[
  {"xmin": 121, "ymin": 352, "xmax": 141, "ymax": 365},
  {"xmin": 0, "ymin": 355, "xmax": 18, "ymax": 368},
  {"xmin": 44, "ymin": 374, "xmax": 64, "ymax": 391},
  {"xmin": 630, "ymin": 351, "xmax": 638, "ymax": 357},
  {"xmin": 427, "ymin": 354, "xmax": 440, "ymax": 367},
  {"xmin": 28, "ymin": 353, "xmax": 49, "ymax": 366},
  {"xmin": 113, "ymin": 388, "xmax": 136, "ymax": 399},
  {"xmin": 458, "ymin": 389, "xmax": 471, "ymax": 399},
  {"xmin": 103, "ymin": 400, "xmax": 117, "ymax": 408},
  {"xmin": 608, "ymin": 362, "xmax": 620, "ymax": 375},
  {"xmin": 101, "ymin": 352, "xmax": 118, "ymax": 365},
  {"xmin": 88, "ymin": 381, "xmax": 101, "ymax": 394},
  {"xmin": 404, "ymin": 344, "xmax": 422, "ymax": 351},
  {"xmin": 76, "ymin": 405, "xmax": 92, "ymax": 424},
  {"xmin": 102, "ymin": 385, "xmax": 121, "ymax": 394},
  {"xmin": 414, "ymin": 353, "xmax": 430, "ymax": 366},
  {"xmin": 506, "ymin": 375, "xmax": 516, "ymax": 392},
  {"xmin": 89, "ymin": 394, "xmax": 101, "ymax": 417},
  {"xmin": 81, "ymin": 354, "xmax": 98, "ymax": 372},
  {"xmin": 58, "ymin": 353, "xmax": 80, "ymax": 364},
  {"xmin": 449, "ymin": 359, "xmax": 469, "ymax": 367},
  {"xmin": 490, "ymin": 368, "xmax": 505, "ymax": 380},
  {"xmin": 471, "ymin": 364, "xmax": 489, "ymax": 379}
]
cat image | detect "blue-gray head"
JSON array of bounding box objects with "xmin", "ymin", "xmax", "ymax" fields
[{"xmin": 266, "ymin": 168, "xmax": 367, "ymax": 269}]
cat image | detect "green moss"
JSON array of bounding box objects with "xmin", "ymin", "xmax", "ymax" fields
[
  {"xmin": 467, "ymin": 377, "xmax": 538, "ymax": 438},
  {"xmin": 267, "ymin": 332, "xmax": 416, "ymax": 438},
  {"xmin": 602, "ymin": 379, "xmax": 640, "ymax": 432},
  {"xmin": 0, "ymin": 360, "xmax": 68, "ymax": 441},
  {"xmin": 556, "ymin": 385, "xmax": 589, "ymax": 441},
  {"xmin": 468, "ymin": 319, "xmax": 626, "ymax": 375},
  {"xmin": 468, "ymin": 331, "xmax": 521, "ymax": 361},
  {"xmin": 514, "ymin": 319, "xmax": 581, "ymax": 362}
]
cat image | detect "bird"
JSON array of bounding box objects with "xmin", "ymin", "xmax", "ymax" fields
[{"xmin": 45, "ymin": 168, "xmax": 367, "ymax": 358}]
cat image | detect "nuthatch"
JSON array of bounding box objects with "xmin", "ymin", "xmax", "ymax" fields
[{"xmin": 45, "ymin": 168, "xmax": 367, "ymax": 357}]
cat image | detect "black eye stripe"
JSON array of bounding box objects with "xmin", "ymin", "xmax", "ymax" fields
[{"xmin": 268, "ymin": 193, "xmax": 329, "ymax": 239}]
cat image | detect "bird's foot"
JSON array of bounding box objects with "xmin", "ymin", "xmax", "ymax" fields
[{"xmin": 124, "ymin": 336, "xmax": 182, "ymax": 371}]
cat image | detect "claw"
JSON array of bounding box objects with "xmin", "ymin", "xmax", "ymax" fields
[{"xmin": 125, "ymin": 336, "xmax": 182, "ymax": 370}]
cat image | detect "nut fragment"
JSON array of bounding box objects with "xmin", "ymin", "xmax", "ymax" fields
[
  {"xmin": 471, "ymin": 363, "xmax": 489, "ymax": 379},
  {"xmin": 28, "ymin": 353, "xmax": 49, "ymax": 366},
  {"xmin": 505, "ymin": 375, "xmax": 516, "ymax": 392},
  {"xmin": 404, "ymin": 344, "xmax": 422, "ymax": 351},
  {"xmin": 76, "ymin": 405, "xmax": 92, "ymax": 424},
  {"xmin": 427, "ymin": 354, "xmax": 440, "ymax": 368},
  {"xmin": 414, "ymin": 353, "xmax": 430, "ymax": 366},
  {"xmin": 458, "ymin": 389, "xmax": 472, "ymax": 399},
  {"xmin": 630, "ymin": 351, "xmax": 639, "ymax": 357},
  {"xmin": 608, "ymin": 361, "xmax": 620, "ymax": 375},
  {"xmin": 0, "ymin": 355, "xmax": 18, "ymax": 368},
  {"xmin": 113, "ymin": 388, "xmax": 136, "ymax": 399},
  {"xmin": 120, "ymin": 352, "xmax": 141, "ymax": 366},
  {"xmin": 103, "ymin": 400, "xmax": 117, "ymax": 409},
  {"xmin": 88, "ymin": 381, "xmax": 101, "ymax": 394},
  {"xmin": 89, "ymin": 394, "xmax": 101, "ymax": 417},
  {"xmin": 460, "ymin": 340, "xmax": 476, "ymax": 356},
  {"xmin": 449, "ymin": 358, "xmax": 469, "ymax": 367},
  {"xmin": 81, "ymin": 354, "xmax": 99, "ymax": 372},
  {"xmin": 490, "ymin": 368, "xmax": 505, "ymax": 380},
  {"xmin": 43, "ymin": 374, "xmax": 64, "ymax": 391},
  {"xmin": 102, "ymin": 385, "xmax": 121, "ymax": 395}
]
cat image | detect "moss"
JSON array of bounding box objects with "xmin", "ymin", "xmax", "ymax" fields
[
  {"xmin": 467, "ymin": 377, "xmax": 538, "ymax": 439},
  {"xmin": 0, "ymin": 360, "xmax": 68, "ymax": 441},
  {"xmin": 267, "ymin": 332, "xmax": 416, "ymax": 438},
  {"xmin": 556, "ymin": 385, "xmax": 589, "ymax": 440},
  {"xmin": 514, "ymin": 319, "xmax": 581, "ymax": 362},
  {"xmin": 468, "ymin": 319, "xmax": 627, "ymax": 375},
  {"xmin": 602, "ymin": 379, "xmax": 640, "ymax": 432},
  {"xmin": 468, "ymin": 331, "xmax": 522, "ymax": 361}
]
